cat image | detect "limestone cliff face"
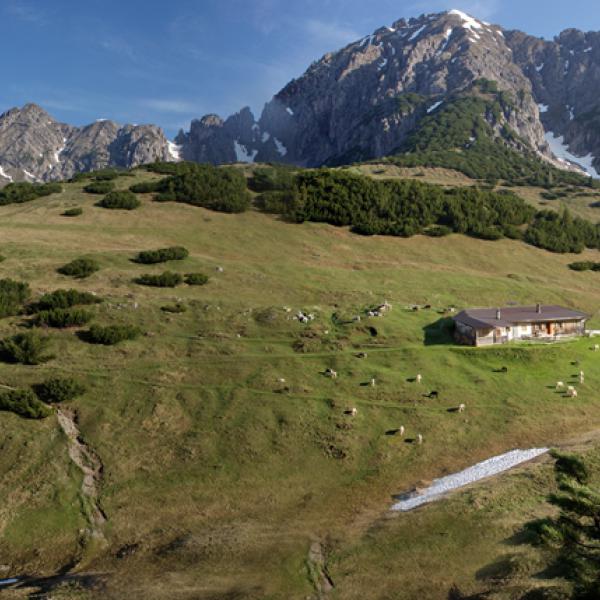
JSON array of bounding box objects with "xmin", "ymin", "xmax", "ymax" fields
[
  {"xmin": 176, "ymin": 11, "xmax": 548, "ymax": 168},
  {"xmin": 175, "ymin": 10, "xmax": 600, "ymax": 178},
  {"xmin": 0, "ymin": 104, "xmax": 174, "ymax": 184}
]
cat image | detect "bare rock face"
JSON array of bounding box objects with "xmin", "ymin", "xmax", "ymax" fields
[
  {"xmin": 175, "ymin": 10, "xmax": 549, "ymax": 168},
  {"xmin": 506, "ymin": 28, "xmax": 600, "ymax": 174},
  {"xmin": 0, "ymin": 104, "xmax": 173, "ymax": 184},
  {"xmin": 174, "ymin": 9, "xmax": 600, "ymax": 178}
]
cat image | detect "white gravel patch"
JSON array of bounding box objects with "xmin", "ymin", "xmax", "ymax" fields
[{"xmin": 391, "ymin": 448, "xmax": 549, "ymax": 512}]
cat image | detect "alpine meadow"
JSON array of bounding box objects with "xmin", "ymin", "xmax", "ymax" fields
[{"xmin": 4, "ymin": 4, "xmax": 600, "ymax": 600}]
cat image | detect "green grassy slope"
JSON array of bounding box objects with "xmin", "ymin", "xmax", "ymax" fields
[{"xmin": 2, "ymin": 171, "xmax": 600, "ymax": 598}]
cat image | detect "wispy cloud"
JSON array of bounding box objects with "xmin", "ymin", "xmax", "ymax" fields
[
  {"xmin": 140, "ymin": 99, "xmax": 200, "ymax": 114},
  {"xmin": 4, "ymin": 0, "xmax": 45, "ymax": 24},
  {"xmin": 99, "ymin": 36, "xmax": 137, "ymax": 62}
]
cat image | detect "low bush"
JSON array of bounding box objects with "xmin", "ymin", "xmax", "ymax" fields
[
  {"xmin": 129, "ymin": 181, "xmax": 161, "ymax": 194},
  {"xmin": 83, "ymin": 324, "xmax": 141, "ymax": 345},
  {"xmin": 161, "ymin": 303, "xmax": 187, "ymax": 313},
  {"xmin": 568, "ymin": 261, "xmax": 600, "ymax": 271},
  {"xmin": 0, "ymin": 182, "xmax": 62, "ymax": 206},
  {"xmin": 57, "ymin": 258, "xmax": 100, "ymax": 279},
  {"xmin": 0, "ymin": 331, "xmax": 52, "ymax": 364},
  {"xmin": 0, "ymin": 279, "xmax": 31, "ymax": 318},
  {"xmin": 32, "ymin": 377, "xmax": 86, "ymax": 404},
  {"xmin": 134, "ymin": 246, "xmax": 189, "ymax": 264},
  {"xmin": 84, "ymin": 181, "xmax": 115, "ymax": 194},
  {"xmin": 97, "ymin": 190, "xmax": 140, "ymax": 210},
  {"xmin": 0, "ymin": 388, "xmax": 52, "ymax": 419},
  {"xmin": 62, "ymin": 207, "xmax": 83, "ymax": 217},
  {"xmin": 30, "ymin": 289, "xmax": 102, "ymax": 312},
  {"xmin": 152, "ymin": 163, "xmax": 250, "ymax": 213},
  {"xmin": 33, "ymin": 307, "xmax": 93, "ymax": 328},
  {"xmin": 93, "ymin": 170, "xmax": 120, "ymax": 181},
  {"xmin": 425, "ymin": 225, "xmax": 452, "ymax": 237},
  {"xmin": 184, "ymin": 272, "xmax": 209, "ymax": 286},
  {"xmin": 134, "ymin": 272, "xmax": 182, "ymax": 287}
]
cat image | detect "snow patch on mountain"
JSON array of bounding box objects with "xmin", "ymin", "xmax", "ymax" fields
[
  {"xmin": 545, "ymin": 132, "xmax": 600, "ymax": 178},
  {"xmin": 0, "ymin": 165, "xmax": 13, "ymax": 182},
  {"xmin": 167, "ymin": 140, "xmax": 183, "ymax": 161},
  {"xmin": 233, "ymin": 140, "xmax": 257, "ymax": 163}
]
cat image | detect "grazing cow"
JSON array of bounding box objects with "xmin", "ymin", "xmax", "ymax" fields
[
  {"xmin": 556, "ymin": 381, "xmax": 565, "ymax": 391},
  {"xmin": 350, "ymin": 408, "xmax": 358, "ymax": 417},
  {"xmin": 277, "ymin": 378, "xmax": 286, "ymax": 384},
  {"xmin": 399, "ymin": 426, "xmax": 405, "ymax": 436},
  {"xmin": 580, "ymin": 371, "xmax": 585, "ymax": 384},
  {"xmin": 568, "ymin": 388, "xmax": 578, "ymax": 398},
  {"xmin": 417, "ymin": 434, "xmax": 423, "ymax": 445},
  {"xmin": 428, "ymin": 391, "xmax": 439, "ymax": 399},
  {"xmin": 594, "ymin": 344, "xmax": 599, "ymax": 352},
  {"xmin": 356, "ymin": 352, "xmax": 368, "ymax": 359},
  {"xmin": 370, "ymin": 378, "xmax": 376, "ymax": 387},
  {"xmin": 416, "ymin": 374, "xmax": 422, "ymax": 384},
  {"xmin": 458, "ymin": 403, "xmax": 466, "ymax": 413},
  {"xmin": 325, "ymin": 368, "xmax": 338, "ymax": 379}
]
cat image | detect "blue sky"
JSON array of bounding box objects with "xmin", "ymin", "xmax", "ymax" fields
[{"xmin": 2, "ymin": 0, "xmax": 600, "ymax": 138}]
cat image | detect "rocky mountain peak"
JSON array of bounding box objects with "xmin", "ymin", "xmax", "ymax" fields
[{"xmin": 0, "ymin": 105, "xmax": 174, "ymax": 184}]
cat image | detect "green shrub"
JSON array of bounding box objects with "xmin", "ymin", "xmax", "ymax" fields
[
  {"xmin": 568, "ymin": 261, "xmax": 600, "ymax": 271},
  {"xmin": 161, "ymin": 303, "xmax": 187, "ymax": 314},
  {"xmin": 92, "ymin": 169, "xmax": 120, "ymax": 181},
  {"xmin": 97, "ymin": 190, "xmax": 140, "ymax": 210},
  {"xmin": 129, "ymin": 181, "xmax": 161, "ymax": 194},
  {"xmin": 57, "ymin": 258, "xmax": 100, "ymax": 279},
  {"xmin": 83, "ymin": 324, "xmax": 141, "ymax": 345},
  {"xmin": 0, "ymin": 182, "xmax": 62, "ymax": 206},
  {"xmin": 249, "ymin": 166, "xmax": 296, "ymax": 192},
  {"xmin": 0, "ymin": 388, "xmax": 52, "ymax": 419},
  {"xmin": 84, "ymin": 181, "xmax": 115, "ymax": 194},
  {"xmin": 153, "ymin": 163, "xmax": 250, "ymax": 213},
  {"xmin": 70, "ymin": 172, "xmax": 93, "ymax": 183},
  {"xmin": 0, "ymin": 331, "xmax": 52, "ymax": 365},
  {"xmin": 30, "ymin": 289, "xmax": 102, "ymax": 312},
  {"xmin": 134, "ymin": 246, "xmax": 189, "ymax": 264},
  {"xmin": 62, "ymin": 207, "xmax": 83, "ymax": 217},
  {"xmin": 134, "ymin": 272, "xmax": 182, "ymax": 287},
  {"xmin": 184, "ymin": 272, "xmax": 209, "ymax": 286},
  {"xmin": 32, "ymin": 377, "xmax": 86, "ymax": 404},
  {"xmin": 33, "ymin": 307, "xmax": 93, "ymax": 328},
  {"xmin": 425, "ymin": 225, "xmax": 452, "ymax": 237},
  {"xmin": 0, "ymin": 279, "xmax": 31, "ymax": 318}
]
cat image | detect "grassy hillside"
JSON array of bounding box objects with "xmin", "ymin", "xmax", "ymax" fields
[{"xmin": 2, "ymin": 169, "xmax": 600, "ymax": 598}]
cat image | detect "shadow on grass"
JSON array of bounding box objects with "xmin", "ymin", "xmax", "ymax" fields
[{"xmin": 423, "ymin": 318, "xmax": 455, "ymax": 346}]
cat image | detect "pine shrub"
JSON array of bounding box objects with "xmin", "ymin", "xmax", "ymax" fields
[
  {"xmin": 0, "ymin": 279, "xmax": 31, "ymax": 318},
  {"xmin": 134, "ymin": 246, "xmax": 189, "ymax": 264},
  {"xmin": 33, "ymin": 307, "xmax": 93, "ymax": 328},
  {"xmin": 0, "ymin": 388, "xmax": 52, "ymax": 419},
  {"xmin": 83, "ymin": 324, "xmax": 141, "ymax": 345},
  {"xmin": 33, "ymin": 377, "xmax": 86, "ymax": 404},
  {"xmin": 30, "ymin": 289, "xmax": 102, "ymax": 312},
  {"xmin": 84, "ymin": 181, "xmax": 115, "ymax": 194},
  {"xmin": 0, "ymin": 331, "xmax": 52, "ymax": 365},
  {"xmin": 57, "ymin": 258, "xmax": 100, "ymax": 279},
  {"xmin": 134, "ymin": 272, "xmax": 182, "ymax": 287},
  {"xmin": 62, "ymin": 207, "xmax": 83, "ymax": 217},
  {"xmin": 184, "ymin": 272, "xmax": 209, "ymax": 286},
  {"xmin": 97, "ymin": 191, "xmax": 140, "ymax": 210}
]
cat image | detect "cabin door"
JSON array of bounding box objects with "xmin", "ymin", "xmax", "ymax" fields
[{"xmin": 547, "ymin": 323, "xmax": 554, "ymax": 335}]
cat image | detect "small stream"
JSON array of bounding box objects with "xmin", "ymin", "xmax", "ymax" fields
[{"xmin": 391, "ymin": 448, "xmax": 549, "ymax": 512}]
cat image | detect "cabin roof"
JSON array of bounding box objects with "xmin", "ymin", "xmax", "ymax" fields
[{"xmin": 454, "ymin": 305, "xmax": 588, "ymax": 330}]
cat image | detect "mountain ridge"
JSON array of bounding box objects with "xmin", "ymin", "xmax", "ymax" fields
[{"xmin": 4, "ymin": 9, "xmax": 600, "ymax": 182}]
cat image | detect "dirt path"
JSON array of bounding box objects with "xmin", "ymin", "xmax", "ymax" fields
[{"xmin": 56, "ymin": 408, "xmax": 107, "ymax": 540}]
